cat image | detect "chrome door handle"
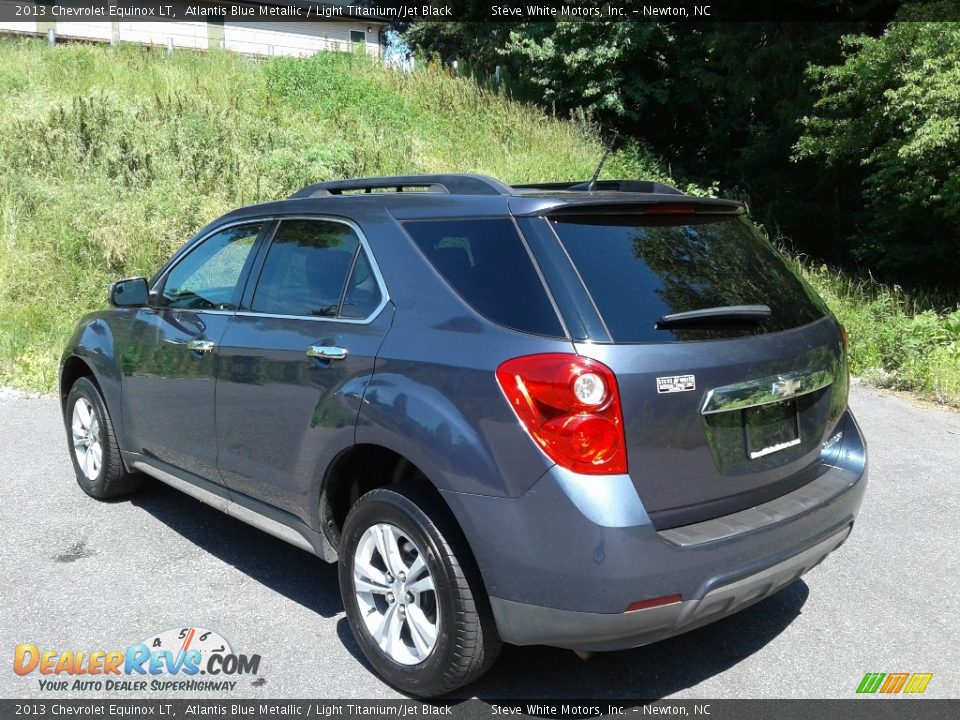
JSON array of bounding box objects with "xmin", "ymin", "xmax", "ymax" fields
[
  {"xmin": 186, "ymin": 339, "xmax": 216, "ymax": 354},
  {"xmin": 307, "ymin": 345, "xmax": 348, "ymax": 361}
]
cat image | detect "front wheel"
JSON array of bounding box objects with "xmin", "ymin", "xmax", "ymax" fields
[
  {"xmin": 338, "ymin": 485, "xmax": 501, "ymax": 697},
  {"xmin": 65, "ymin": 376, "xmax": 142, "ymax": 499}
]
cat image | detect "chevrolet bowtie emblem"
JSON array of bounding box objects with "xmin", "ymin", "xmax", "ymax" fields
[{"xmin": 772, "ymin": 376, "xmax": 801, "ymax": 398}]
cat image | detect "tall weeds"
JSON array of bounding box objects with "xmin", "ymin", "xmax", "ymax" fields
[
  {"xmin": 0, "ymin": 39, "xmax": 662, "ymax": 390},
  {"xmin": 794, "ymin": 257, "xmax": 960, "ymax": 406}
]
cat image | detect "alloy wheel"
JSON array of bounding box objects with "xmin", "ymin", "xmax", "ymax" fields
[
  {"xmin": 71, "ymin": 398, "xmax": 102, "ymax": 481},
  {"xmin": 352, "ymin": 522, "xmax": 439, "ymax": 665}
]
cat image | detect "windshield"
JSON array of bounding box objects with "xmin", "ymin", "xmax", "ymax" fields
[{"xmin": 552, "ymin": 214, "xmax": 829, "ymax": 342}]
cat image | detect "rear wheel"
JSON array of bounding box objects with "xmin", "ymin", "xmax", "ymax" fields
[
  {"xmin": 338, "ymin": 485, "xmax": 501, "ymax": 697},
  {"xmin": 66, "ymin": 377, "xmax": 142, "ymax": 499}
]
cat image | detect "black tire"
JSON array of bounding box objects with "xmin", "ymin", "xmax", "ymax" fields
[
  {"xmin": 65, "ymin": 376, "xmax": 143, "ymax": 499},
  {"xmin": 338, "ymin": 484, "xmax": 501, "ymax": 697}
]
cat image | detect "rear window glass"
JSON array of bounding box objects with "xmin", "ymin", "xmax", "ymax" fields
[
  {"xmin": 404, "ymin": 219, "xmax": 563, "ymax": 337},
  {"xmin": 553, "ymin": 215, "xmax": 828, "ymax": 342}
]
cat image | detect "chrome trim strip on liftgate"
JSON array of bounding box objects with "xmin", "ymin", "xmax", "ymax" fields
[{"xmin": 700, "ymin": 368, "xmax": 833, "ymax": 416}]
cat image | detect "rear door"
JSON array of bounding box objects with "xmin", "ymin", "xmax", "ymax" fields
[
  {"xmin": 544, "ymin": 212, "xmax": 848, "ymax": 529},
  {"xmin": 215, "ymin": 217, "xmax": 392, "ymax": 520}
]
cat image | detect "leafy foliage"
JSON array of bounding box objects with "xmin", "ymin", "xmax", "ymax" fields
[
  {"xmin": 794, "ymin": 21, "xmax": 960, "ymax": 284},
  {"xmin": 405, "ymin": 14, "xmax": 888, "ymax": 274},
  {"xmin": 796, "ymin": 257, "xmax": 960, "ymax": 404},
  {"xmin": 503, "ymin": 22, "xmax": 670, "ymax": 123}
]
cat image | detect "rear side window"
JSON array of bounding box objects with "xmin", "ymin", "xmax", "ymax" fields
[
  {"xmin": 404, "ymin": 219, "xmax": 563, "ymax": 337},
  {"xmin": 252, "ymin": 219, "xmax": 367, "ymax": 318},
  {"xmin": 553, "ymin": 215, "xmax": 828, "ymax": 342}
]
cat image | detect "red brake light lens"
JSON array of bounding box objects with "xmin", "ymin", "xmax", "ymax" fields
[{"xmin": 496, "ymin": 353, "xmax": 627, "ymax": 474}]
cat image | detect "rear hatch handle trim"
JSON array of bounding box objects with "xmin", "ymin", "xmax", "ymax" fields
[{"xmin": 700, "ymin": 368, "xmax": 833, "ymax": 415}]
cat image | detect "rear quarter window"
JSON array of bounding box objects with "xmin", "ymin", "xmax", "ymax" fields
[
  {"xmin": 552, "ymin": 214, "xmax": 828, "ymax": 342},
  {"xmin": 404, "ymin": 218, "xmax": 564, "ymax": 338}
]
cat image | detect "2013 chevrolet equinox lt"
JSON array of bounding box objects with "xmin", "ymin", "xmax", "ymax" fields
[{"xmin": 60, "ymin": 174, "xmax": 867, "ymax": 696}]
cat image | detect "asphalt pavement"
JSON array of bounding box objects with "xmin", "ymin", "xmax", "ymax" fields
[{"xmin": 0, "ymin": 384, "xmax": 957, "ymax": 699}]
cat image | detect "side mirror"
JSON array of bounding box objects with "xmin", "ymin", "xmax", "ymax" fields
[{"xmin": 109, "ymin": 277, "xmax": 149, "ymax": 307}]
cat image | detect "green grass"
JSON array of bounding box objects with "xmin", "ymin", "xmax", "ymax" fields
[
  {"xmin": 0, "ymin": 38, "xmax": 669, "ymax": 391},
  {"xmin": 1, "ymin": 37, "xmax": 958, "ymax": 408}
]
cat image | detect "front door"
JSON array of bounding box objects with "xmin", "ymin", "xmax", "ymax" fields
[
  {"xmin": 120, "ymin": 221, "xmax": 265, "ymax": 481},
  {"xmin": 215, "ymin": 218, "xmax": 391, "ymax": 520}
]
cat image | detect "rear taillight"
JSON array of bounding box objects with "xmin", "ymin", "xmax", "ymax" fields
[
  {"xmin": 839, "ymin": 323, "xmax": 848, "ymax": 353},
  {"xmin": 495, "ymin": 353, "xmax": 627, "ymax": 474}
]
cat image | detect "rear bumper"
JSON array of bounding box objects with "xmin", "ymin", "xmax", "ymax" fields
[
  {"xmin": 490, "ymin": 523, "xmax": 851, "ymax": 651},
  {"xmin": 440, "ymin": 410, "xmax": 867, "ymax": 650}
]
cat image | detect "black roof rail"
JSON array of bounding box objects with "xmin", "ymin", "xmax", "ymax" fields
[
  {"xmin": 290, "ymin": 174, "xmax": 513, "ymax": 199},
  {"xmin": 512, "ymin": 179, "xmax": 686, "ymax": 195}
]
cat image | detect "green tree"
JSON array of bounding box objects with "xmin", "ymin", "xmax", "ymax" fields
[
  {"xmin": 403, "ymin": 5, "xmax": 905, "ymax": 278},
  {"xmin": 794, "ymin": 21, "xmax": 960, "ymax": 284},
  {"xmin": 405, "ymin": 16, "xmax": 877, "ymax": 253},
  {"xmin": 503, "ymin": 22, "xmax": 670, "ymax": 125},
  {"xmin": 401, "ymin": 13, "xmax": 514, "ymax": 80}
]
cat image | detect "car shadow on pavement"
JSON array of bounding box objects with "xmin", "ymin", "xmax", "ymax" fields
[
  {"xmin": 129, "ymin": 481, "xmax": 343, "ymax": 618},
  {"xmin": 130, "ymin": 480, "xmax": 809, "ymax": 699},
  {"xmin": 463, "ymin": 580, "xmax": 809, "ymax": 700},
  {"xmin": 335, "ymin": 573, "xmax": 810, "ymax": 701}
]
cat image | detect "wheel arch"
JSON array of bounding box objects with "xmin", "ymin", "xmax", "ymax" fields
[
  {"xmin": 59, "ymin": 313, "xmax": 129, "ymax": 448},
  {"xmin": 319, "ymin": 442, "xmax": 499, "ymax": 609},
  {"xmin": 60, "ymin": 355, "xmax": 99, "ymax": 411},
  {"xmin": 320, "ymin": 443, "xmax": 441, "ymax": 552}
]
